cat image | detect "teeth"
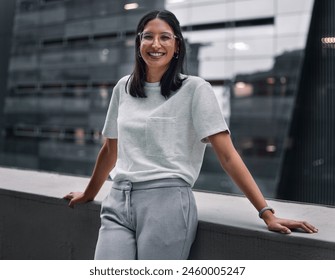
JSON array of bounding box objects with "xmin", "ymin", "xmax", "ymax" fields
[{"xmin": 149, "ymin": 52, "xmax": 164, "ymax": 57}]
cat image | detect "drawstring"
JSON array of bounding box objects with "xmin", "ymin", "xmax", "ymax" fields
[
  {"xmin": 125, "ymin": 189, "xmax": 131, "ymax": 222},
  {"xmin": 124, "ymin": 181, "xmax": 132, "ymax": 223}
]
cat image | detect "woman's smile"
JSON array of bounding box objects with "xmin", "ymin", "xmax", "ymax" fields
[{"xmin": 147, "ymin": 52, "xmax": 166, "ymax": 58}]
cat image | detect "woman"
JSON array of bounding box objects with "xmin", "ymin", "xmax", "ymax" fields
[{"xmin": 64, "ymin": 10, "xmax": 317, "ymax": 260}]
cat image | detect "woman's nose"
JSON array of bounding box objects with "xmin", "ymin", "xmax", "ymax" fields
[{"xmin": 152, "ymin": 36, "xmax": 161, "ymax": 47}]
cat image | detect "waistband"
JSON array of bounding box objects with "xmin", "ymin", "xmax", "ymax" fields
[{"xmin": 112, "ymin": 178, "xmax": 190, "ymax": 191}]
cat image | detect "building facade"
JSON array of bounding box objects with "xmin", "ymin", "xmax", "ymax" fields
[{"xmin": 1, "ymin": 0, "xmax": 334, "ymax": 205}]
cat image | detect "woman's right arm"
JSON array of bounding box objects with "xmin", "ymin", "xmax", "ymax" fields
[{"xmin": 63, "ymin": 138, "xmax": 117, "ymax": 208}]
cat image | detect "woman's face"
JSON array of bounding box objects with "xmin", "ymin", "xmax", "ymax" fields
[{"xmin": 139, "ymin": 18, "xmax": 178, "ymax": 76}]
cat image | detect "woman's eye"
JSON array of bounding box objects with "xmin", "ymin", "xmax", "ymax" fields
[
  {"xmin": 143, "ymin": 34, "xmax": 153, "ymax": 40},
  {"xmin": 160, "ymin": 35, "xmax": 171, "ymax": 41}
]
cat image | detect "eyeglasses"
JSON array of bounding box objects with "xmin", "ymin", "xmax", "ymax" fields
[{"xmin": 138, "ymin": 32, "xmax": 178, "ymax": 46}]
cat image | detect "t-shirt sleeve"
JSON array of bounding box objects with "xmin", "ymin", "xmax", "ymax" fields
[
  {"xmin": 192, "ymin": 82, "xmax": 230, "ymax": 143},
  {"xmin": 102, "ymin": 84, "xmax": 120, "ymax": 139}
]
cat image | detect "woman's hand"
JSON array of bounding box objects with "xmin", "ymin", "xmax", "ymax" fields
[
  {"xmin": 263, "ymin": 215, "xmax": 318, "ymax": 234},
  {"xmin": 63, "ymin": 192, "xmax": 93, "ymax": 208}
]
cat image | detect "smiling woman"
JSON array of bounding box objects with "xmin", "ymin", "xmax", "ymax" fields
[
  {"xmin": 127, "ymin": 10, "xmax": 187, "ymax": 98},
  {"xmin": 64, "ymin": 9, "xmax": 318, "ymax": 260},
  {"xmin": 138, "ymin": 18, "xmax": 178, "ymax": 82}
]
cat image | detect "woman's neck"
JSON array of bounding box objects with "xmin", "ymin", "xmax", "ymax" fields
[{"xmin": 145, "ymin": 67, "xmax": 167, "ymax": 83}]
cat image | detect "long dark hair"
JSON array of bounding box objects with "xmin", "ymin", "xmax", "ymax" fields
[{"xmin": 126, "ymin": 10, "xmax": 187, "ymax": 98}]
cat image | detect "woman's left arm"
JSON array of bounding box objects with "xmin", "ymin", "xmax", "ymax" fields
[{"xmin": 208, "ymin": 131, "xmax": 318, "ymax": 234}]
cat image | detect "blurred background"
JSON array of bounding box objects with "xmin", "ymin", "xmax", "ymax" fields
[{"xmin": 0, "ymin": 0, "xmax": 334, "ymax": 206}]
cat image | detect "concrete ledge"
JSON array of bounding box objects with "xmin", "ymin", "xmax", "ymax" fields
[{"xmin": 0, "ymin": 167, "xmax": 334, "ymax": 259}]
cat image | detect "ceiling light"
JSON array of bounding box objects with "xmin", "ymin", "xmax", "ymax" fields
[
  {"xmin": 321, "ymin": 37, "xmax": 335, "ymax": 44},
  {"xmin": 124, "ymin": 3, "xmax": 139, "ymax": 10},
  {"xmin": 167, "ymin": 0, "xmax": 186, "ymax": 3},
  {"xmin": 228, "ymin": 42, "xmax": 250, "ymax": 51}
]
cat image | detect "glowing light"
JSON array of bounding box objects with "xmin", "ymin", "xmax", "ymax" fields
[
  {"xmin": 167, "ymin": 0, "xmax": 186, "ymax": 3},
  {"xmin": 235, "ymin": 82, "xmax": 246, "ymax": 88},
  {"xmin": 234, "ymin": 82, "xmax": 253, "ymax": 97},
  {"xmin": 228, "ymin": 42, "xmax": 250, "ymax": 51},
  {"xmin": 266, "ymin": 145, "xmax": 276, "ymax": 152},
  {"xmin": 102, "ymin": 49, "xmax": 109, "ymax": 55},
  {"xmin": 321, "ymin": 37, "xmax": 335, "ymax": 44},
  {"xmin": 124, "ymin": 3, "xmax": 139, "ymax": 10},
  {"xmin": 267, "ymin": 77, "xmax": 275, "ymax": 85}
]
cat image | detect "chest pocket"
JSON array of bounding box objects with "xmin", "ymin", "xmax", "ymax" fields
[{"xmin": 145, "ymin": 117, "xmax": 177, "ymax": 158}]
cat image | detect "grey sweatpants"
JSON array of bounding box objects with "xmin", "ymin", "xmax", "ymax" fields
[{"xmin": 94, "ymin": 178, "xmax": 198, "ymax": 260}]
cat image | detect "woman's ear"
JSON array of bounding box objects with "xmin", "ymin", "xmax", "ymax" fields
[{"xmin": 175, "ymin": 40, "xmax": 180, "ymax": 53}]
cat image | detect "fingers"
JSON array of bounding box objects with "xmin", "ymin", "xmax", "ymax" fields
[
  {"xmin": 63, "ymin": 192, "xmax": 81, "ymax": 208},
  {"xmin": 304, "ymin": 221, "xmax": 318, "ymax": 233},
  {"xmin": 280, "ymin": 227, "xmax": 291, "ymax": 234},
  {"xmin": 68, "ymin": 198, "xmax": 75, "ymax": 208},
  {"xmin": 268, "ymin": 218, "xmax": 318, "ymax": 234},
  {"xmin": 63, "ymin": 192, "xmax": 74, "ymax": 200},
  {"xmin": 291, "ymin": 220, "xmax": 318, "ymax": 233},
  {"xmin": 268, "ymin": 223, "xmax": 291, "ymax": 234}
]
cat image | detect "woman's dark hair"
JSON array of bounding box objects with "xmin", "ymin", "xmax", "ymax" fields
[{"xmin": 126, "ymin": 10, "xmax": 187, "ymax": 98}]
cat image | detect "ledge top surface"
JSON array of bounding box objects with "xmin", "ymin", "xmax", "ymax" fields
[{"xmin": 1, "ymin": 167, "xmax": 334, "ymax": 244}]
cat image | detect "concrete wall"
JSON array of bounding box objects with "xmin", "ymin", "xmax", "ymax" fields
[{"xmin": 0, "ymin": 167, "xmax": 334, "ymax": 260}]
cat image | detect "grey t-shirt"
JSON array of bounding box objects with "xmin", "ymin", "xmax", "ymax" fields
[{"xmin": 102, "ymin": 75, "xmax": 229, "ymax": 186}]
